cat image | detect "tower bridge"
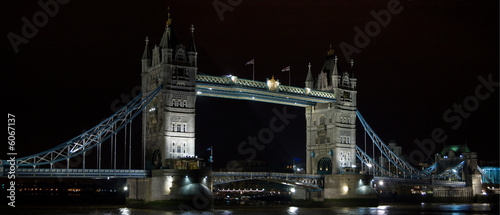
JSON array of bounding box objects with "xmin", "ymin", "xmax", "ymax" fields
[{"xmin": 1, "ymin": 11, "xmax": 493, "ymax": 208}]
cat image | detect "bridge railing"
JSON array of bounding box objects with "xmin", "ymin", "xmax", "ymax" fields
[
  {"xmin": 212, "ymin": 171, "xmax": 322, "ymax": 179},
  {"xmin": 235, "ymin": 78, "xmax": 268, "ymax": 89},
  {"xmin": 196, "ymin": 74, "xmax": 336, "ymax": 100},
  {"xmin": 374, "ymin": 176, "xmax": 466, "ymax": 187},
  {"xmin": 16, "ymin": 168, "xmax": 147, "ymax": 174},
  {"xmin": 11, "ymin": 168, "xmax": 149, "ymax": 178},
  {"xmin": 432, "ymin": 180, "xmax": 466, "ymax": 187}
]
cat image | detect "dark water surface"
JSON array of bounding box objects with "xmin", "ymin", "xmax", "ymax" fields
[{"xmin": 1, "ymin": 203, "xmax": 497, "ymax": 215}]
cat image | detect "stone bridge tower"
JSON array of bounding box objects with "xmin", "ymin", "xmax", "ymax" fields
[
  {"xmin": 140, "ymin": 13, "xmax": 198, "ymax": 169},
  {"xmin": 305, "ymin": 48, "xmax": 357, "ymax": 174}
]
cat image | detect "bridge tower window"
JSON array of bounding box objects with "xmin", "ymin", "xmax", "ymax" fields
[
  {"xmin": 319, "ymin": 115, "xmax": 326, "ymax": 125},
  {"xmin": 176, "ymin": 146, "xmax": 182, "ymax": 153}
]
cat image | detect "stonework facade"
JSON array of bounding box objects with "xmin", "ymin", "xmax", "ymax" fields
[
  {"xmin": 141, "ymin": 19, "xmax": 198, "ymax": 169},
  {"xmin": 305, "ymin": 51, "xmax": 357, "ymax": 174}
]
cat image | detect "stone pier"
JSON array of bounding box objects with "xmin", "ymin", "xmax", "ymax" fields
[{"xmin": 127, "ymin": 169, "xmax": 213, "ymax": 210}]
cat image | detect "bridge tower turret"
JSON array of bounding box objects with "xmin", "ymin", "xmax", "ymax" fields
[
  {"xmin": 306, "ymin": 47, "xmax": 357, "ymax": 175},
  {"xmin": 141, "ymin": 12, "xmax": 198, "ymax": 170},
  {"xmin": 305, "ymin": 63, "xmax": 314, "ymax": 89}
]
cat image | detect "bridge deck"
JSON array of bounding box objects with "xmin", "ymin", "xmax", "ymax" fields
[
  {"xmin": 6, "ymin": 168, "xmax": 149, "ymax": 178},
  {"xmin": 373, "ymin": 177, "xmax": 466, "ymax": 187},
  {"xmin": 196, "ymin": 75, "xmax": 336, "ymax": 107}
]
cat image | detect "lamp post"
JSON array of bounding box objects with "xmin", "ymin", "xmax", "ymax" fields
[{"xmin": 207, "ymin": 146, "xmax": 213, "ymax": 170}]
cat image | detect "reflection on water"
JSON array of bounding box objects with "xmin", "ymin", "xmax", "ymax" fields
[
  {"xmin": 4, "ymin": 203, "xmax": 495, "ymax": 215},
  {"xmin": 287, "ymin": 206, "xmax": 299, "ymax": 214}
]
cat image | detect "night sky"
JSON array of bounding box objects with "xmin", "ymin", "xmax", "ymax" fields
[{"xmin": 2, "ymin": 1, "xmax": 499, "ymax": 170}]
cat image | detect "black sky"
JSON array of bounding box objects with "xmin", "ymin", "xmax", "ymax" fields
[{"xmin": 2, "ymin": 1, "xmax": 499, "ymax": 169}]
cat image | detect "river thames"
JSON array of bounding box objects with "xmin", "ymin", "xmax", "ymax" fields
[{"xmin": 2, "ymin": 203, "xmax": 497, "ymax": 215}]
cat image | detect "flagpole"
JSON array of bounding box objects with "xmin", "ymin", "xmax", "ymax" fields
[
  {"xmin": 252, "ymin": 61, "xmax": 255, "ymax": 81},
  {"xmin": 289, "ymin": 67, "xmax": 291, "ymax": 86}
]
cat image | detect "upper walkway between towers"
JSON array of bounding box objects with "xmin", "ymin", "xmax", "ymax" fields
[{"xmin": 195, "ymin": 74, "xmax": 336, "ymax": 107}]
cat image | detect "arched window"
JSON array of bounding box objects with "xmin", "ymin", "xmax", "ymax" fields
[
  {"xmin": 176, "ymin": 50, "xmax": 185, "ymax": 61},
  {"xmin": 319, "ymin": 115, "xmax": 326, "ymax": 125}
]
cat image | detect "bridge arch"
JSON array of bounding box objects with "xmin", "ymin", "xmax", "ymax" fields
[{"xmin": 317, "ymin": 157, "xmax": 332, "ymax": 175}]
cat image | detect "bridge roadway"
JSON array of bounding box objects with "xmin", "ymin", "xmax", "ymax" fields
[
  {"xmin": 373, "ymin": 177, "xmax": 466, "ymax": 187},
  {"xmin": 212, "ymin": 171, "xmax": 324, "ymax": 189},
  {"xmin": 195, "ymin": 74, "xmax": 336, "ymax": 107},
  {"xmin": 3, "ymin": 168, "xmax": 149, "ymax": 178},
  {"xmin": 211, "ymin": 171, "xmax": 466, "ymax": 188},
  {"xmin": 3, "ymin": 168, "xmax": 465, "ymax": 188}
]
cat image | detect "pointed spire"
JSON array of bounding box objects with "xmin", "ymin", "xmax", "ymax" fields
[
  {"xmin": 306, "ymin": 62, "xmax": 313, "ymax": 82},
  {"xmin": 159, "ymin": 28, "xmax": 169, "ymax": 49},
  {"xmin": 142, "ymin": 37, "xmax": 150, "ymax": 59},
  {"xmin": 305, "ymin": 62, "xmax": 314, "ymax": 89},
  {"xmin": 332, "ymin": 55, "xmax": 338, "ymax": 76},
  {"xmin": 188, "ymin": 24, "xmax": 196, "ymax": 52}
]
